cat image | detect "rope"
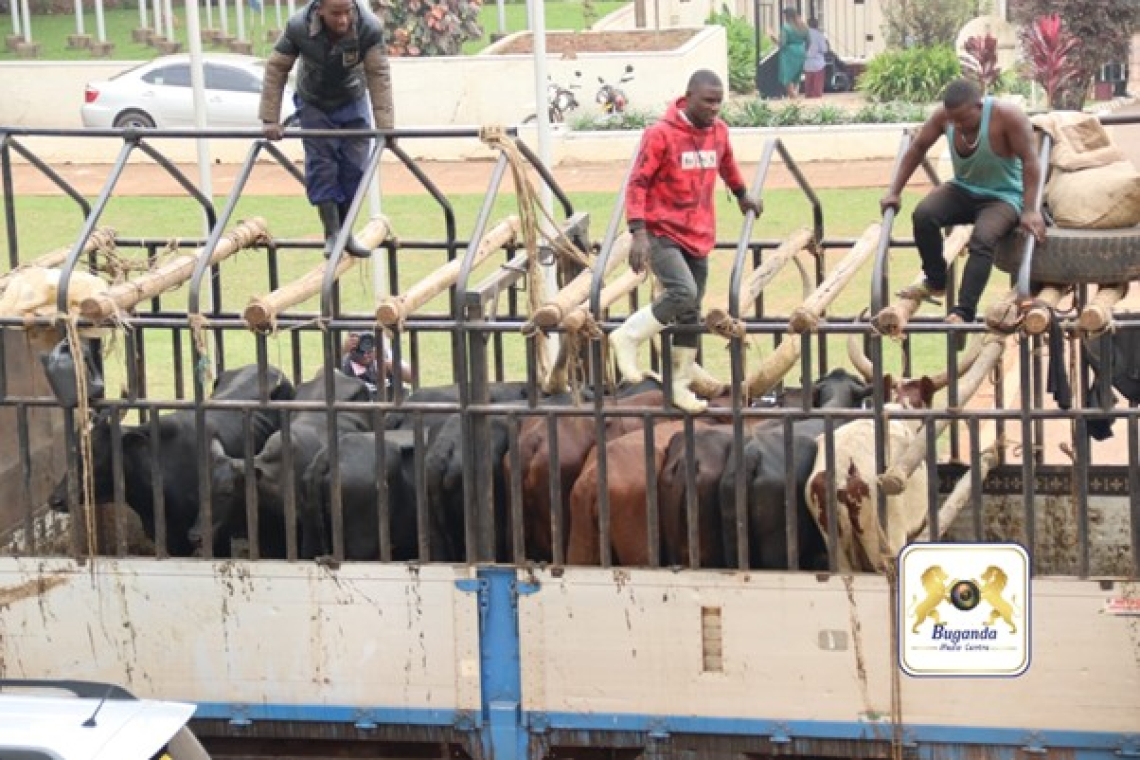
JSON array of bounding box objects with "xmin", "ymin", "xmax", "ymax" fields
[
  {"xmin": 479, "ymin": 126, "xmax": 593, "ymax": 385},
  {"xmin": 189, "ymin": 313, "xmax": 215, "ymax": 388},
  {"xmin": 61, "ymin": 314, "xmax": 99, "ymax": 563}
]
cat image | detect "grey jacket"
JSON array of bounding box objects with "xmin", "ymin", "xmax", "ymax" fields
[{"xmin": 259, "ymin": 0, "xmax": 394, "ymax": 128}]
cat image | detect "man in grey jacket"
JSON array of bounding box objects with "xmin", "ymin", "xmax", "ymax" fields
[{"xmin": 259, "ymin": 0, "xmax": 394, "ymax": 258}]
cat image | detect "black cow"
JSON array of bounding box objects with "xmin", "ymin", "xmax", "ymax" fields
[
  {"xmin": 204, "ymin": 368, "xmax": 373, "ymax": 559},
  {"xmin": 50, "ymin": 364, "xmax": 295, "ymax": 557},
  {"xmin": 301, "ymin": 429, "xmax": 419, "ymax": 561},
  {"xmin": 717, "ymin": 368, "xmax": 872, "ymax": 570}
]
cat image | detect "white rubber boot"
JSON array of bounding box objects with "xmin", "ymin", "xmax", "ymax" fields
[
  {"xmin": 671, "ymin": 347, "xmax": 708, "ymax": 413},
  {"xmin": 688, "ymin": 359, "xmax": 727, "ymax": 398},
  {"xmin": 609, "ymin": 305, "xmax": 665, "ymax": 384}
]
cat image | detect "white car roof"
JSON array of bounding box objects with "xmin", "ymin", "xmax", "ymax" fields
[{"xmin": 0, "ymin": 681, "xmax": 206, "ymax": 760}]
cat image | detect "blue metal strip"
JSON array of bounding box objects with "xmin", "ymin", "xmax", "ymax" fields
[
  {"xmin": 192, "ymin": 702, "xmax": 467, "ymax": 726},
  {"xmin": 478, "ymin": 566, "xmax": 528, "ymax": 760}
]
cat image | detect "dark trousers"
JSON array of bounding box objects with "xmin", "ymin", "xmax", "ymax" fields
[
  {"xmin": 912, "ymin": 182, "xmax": 1020, "ymax": 321},
  {"xmin": 648, "ymin": 235, "xmax": 708, "ymax": 349},
  {"xmin": 296, "ymin": 95, "xmax": 372, "ymax": 207}
]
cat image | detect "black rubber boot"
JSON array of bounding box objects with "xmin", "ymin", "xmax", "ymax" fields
[
  {"xmin": 317, "ymin": 201, "xmax": 341, "ymax": 258},
  {"xmin": 339, "ymin": 201, "xmax": 372, "ymax": 259}
]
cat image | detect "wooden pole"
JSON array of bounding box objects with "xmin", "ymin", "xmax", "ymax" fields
[
  {"xmin": 529, "ymin": 233, "xmax": 630, "ymax": 330},
  {"xmin": 1078, "ymin": 282, "xmax": 1129, "ymax": 335},
  {"xmin": 878, "ymin": 333, "xmax": 1008, "ymax": 496},
  {"xmin": 561, "ymin": 268, "xmax": 648, "ymax": 333},
  {"xmin": 705, "ymin": 227, "xmax": 814, "ymax": 340},
  {"xmin": 912, "ymin": 444, "xmax": 1001, "ymax": 541},
  {"xmin": 788, "ymin": 223, "xmax": 880, "ymax": 334},
  {"xmin": 0, "ymin": 227, "xmax": 116, "ymax": 297},
  {"xmin": 79, "ymin": 219, "xmax": 270, "ymax": 323},
  {"xmin": 740, "ymin": 225, "xmax": 879, "ymax": 398},
  {"xmin": 376, "ymin": 216, "xmax": 520, "ymax": 327},
  {"xmin": 1022, "ymin": 284, "xmax": 1067, "ymax": 335},
  {"xmin": 243, "ymin": 216, "xmax": 391, "ymax": 333},
  {"xmin": 872, "ymin": 224, "xmax": 971, "ymax": 338}
]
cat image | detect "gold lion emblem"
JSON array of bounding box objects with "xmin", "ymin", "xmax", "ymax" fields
[
  {"xmin": 979, "ymin": 565, "xmax": 1018, "ymax": 633},
  {"xmin": 909, "ymin": 564, "xmax": 950, "ymax": 633}
]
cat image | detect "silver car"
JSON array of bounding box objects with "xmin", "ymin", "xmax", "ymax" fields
[{"xmin": 81, "ymin": 53, "xmax": 295, "ymax": 130}]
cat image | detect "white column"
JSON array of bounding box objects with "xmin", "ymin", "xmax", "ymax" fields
[
  {"xmin": 526, "ymin": 0, "xmax": 560, "ymax": 365},
  {"xmin": 74, "ymin": 0, "xmax": 86, "ymax": 36},
  {"xmin": 94, "ymin": 0, "xmax": 106, "ymax": 41},
  {"xmin": 10, "ymin": 0, "xmax": 22, "ymax": 40},
  {"xmin": 219, "ymin": 0, "xmax": 229, "ymax": 36},
  {"xmin": 151, "ymin": 0, "xmax": 164, "ymax": 39},
  {"xmin": 19, "ymin": 0, "xmax": 32, "ymax": 42},
  {"xmin": 236, "ymin": 0, "xmax": 247, "ymax": 41}
]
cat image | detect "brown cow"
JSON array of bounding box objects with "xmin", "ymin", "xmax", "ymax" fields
[
  {"xmin": 505, "ymin": 386, "xmax": 668, "ymax": 563},
  {"xmin": 567, "ymin": 418, "xmax": 713, "ymax": 566}
]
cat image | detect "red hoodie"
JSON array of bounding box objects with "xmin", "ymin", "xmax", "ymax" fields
[{"xmin": 625, "ymin": 97, "xmax": 748, "ymax": 258}]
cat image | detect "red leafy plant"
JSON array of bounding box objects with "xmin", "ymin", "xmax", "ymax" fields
[
  {"xmin": 959, "ymin": 33, "xmax": 1002, "ymax": 92},
  {"xmin": 1019, "ymin": 13, "xmax": 1083, "ymax": 108}
]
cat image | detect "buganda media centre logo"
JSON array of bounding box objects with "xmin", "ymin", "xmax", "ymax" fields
[{"xmin": 898, "ymin": 543, "xmax": 1031, "ymax": 677}]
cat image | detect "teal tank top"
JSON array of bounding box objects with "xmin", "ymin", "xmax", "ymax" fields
[{"xmin": 948, "ymin": 97, "xmax": 1024, "ymax": 214}]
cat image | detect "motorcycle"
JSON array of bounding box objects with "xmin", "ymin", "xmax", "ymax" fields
[
  {"xmin": 595, "ymin": 64, "xmax": 634, "ymax": 121},
  {"xmin": 523, "ymin": 73, "xmax": 582, "ymax": 124}
]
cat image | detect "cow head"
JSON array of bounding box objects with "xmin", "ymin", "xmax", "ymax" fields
[
  {"xmin": 847, "ymin": 330, "xmax": 983, "ymax": 410},
  {"xmin": 188, "ymin": 438, "xmax": 247, "ymax": 556},
  {"xmin": 48, "ymin": 408, "xmax": 148, "ymax": 512}
]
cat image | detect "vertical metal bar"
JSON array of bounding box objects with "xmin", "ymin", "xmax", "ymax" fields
[
  {"xmin": 148, "ymin": 410, "xmax": 167, "ymax": 558},
  {"xmin": 414, "ymin": 412, "xmax": 430, "ymax": 561},
  {"xmin": 643, "ymin": 419, "xmax": 660, "ymax": 569},
  {"xmin": 783, "ymin": 414, "xmax": 799, "ymax": 570},
  {"xmin": 546, "ymin": 412, "xmax": 563, "ymax": 566},
  {"xmin": 281, "ymin": 411, "xmax": 297, "ymax": 561},
  {"xmin": 683, "ymin": 418, "xmax": 699, "ymax": 569},
  {"xmin": 1129, "ymin": 413, "xmax": 1140, "ymax": 578},
  {"xmin": 1018, "ymin": 336, "xmax": 1036, "ymax": 571},
  {"xmin": 375, "ymin": 410, "xmax": 392, "ymax": 563},
  {"xmin": 507, "ymin": 414, "xmax": 525, "ymax": 564},
  {"xmin": 1074, "ymin": 413, "xmax": 1090, "ymax": 578},
  {"xmin": 243, "ymin": 411, "xmax": 259, "ymax": 562},
  {"xmin": 16, "ymin": 404, "xmax": 35, "ymax": 554},
  {"xmin": 925, "ymin": 417, "xmax": 940, "ymax": 541},
  {"xmin": 823, "ymin": 416, "xmax": 838, "ymax": 573}
]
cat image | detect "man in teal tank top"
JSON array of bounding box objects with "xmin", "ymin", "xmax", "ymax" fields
[{"xmin": 880, "ymin": 79, "xmax": 1045, "ymax": 325}]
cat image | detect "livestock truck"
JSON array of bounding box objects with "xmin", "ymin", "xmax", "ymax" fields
[{"xmin": 0, "ymin": 126, "xmax": 1136, "ymax": 759}]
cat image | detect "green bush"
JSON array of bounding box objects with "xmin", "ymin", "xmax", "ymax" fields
[
  {"xmin": 706, "ymin": 5, "xmax": 757, "ymax": 95},
  {"xmin": 716, "ymin": 99, "xmax": 930, "ymax": 128},
  {"xmin": 857, "ymin": 44, "xmax": 961, "ymax": 103}
]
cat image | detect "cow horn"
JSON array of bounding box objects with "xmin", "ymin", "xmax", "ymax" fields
[
  {"xmin": 927, "ymin": 334, "xmax": 985, "ymax": 391},
  {"xmin": 846, "ymin": 310, "xmax": 875, "ymax": 382}
]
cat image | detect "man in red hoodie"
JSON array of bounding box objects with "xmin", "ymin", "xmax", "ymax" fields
[{"xmin": 610, "ymin": 69, "xmax": 762, "ymax": 412}]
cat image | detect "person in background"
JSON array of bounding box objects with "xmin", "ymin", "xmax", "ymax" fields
[
  {"xmin": 342, "ymin": 332, "xmax": 413, "ymax": 399},
  {"xmin": 609, "ymin": 69, "xmax": 762, "ymax": 413},
  {"xmin": 772, "ymin": 6, "xmax": 808, "ymax": 99},
  {"xmin": 259, "ymin": 0, "xmax": 394, "ymax": 259},
  {"xmin": 803, "ymin": 17, "xmax": 829, "ymax": 99},
  {"xmin": 879, "ymin": 78, "xmax": 1045, "ymax": 334}
]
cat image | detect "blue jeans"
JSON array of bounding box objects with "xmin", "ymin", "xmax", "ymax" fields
[{"xmin": 295, "ymin": 94, "xmax": 372, "ymax": 207}]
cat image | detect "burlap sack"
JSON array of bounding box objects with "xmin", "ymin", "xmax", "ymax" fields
[
  {"xmin": 1031, "ymin": 111, "xmax": 1126, "ymax": 172},
  {"xmin": 1046, "ymin": 160, "xmax": 1140, "ymax": 229}
]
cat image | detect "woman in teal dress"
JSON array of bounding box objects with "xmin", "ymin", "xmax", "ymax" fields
[{"xmin": 772, "ymin": 7, "xmax": 809, "ymax": 98}]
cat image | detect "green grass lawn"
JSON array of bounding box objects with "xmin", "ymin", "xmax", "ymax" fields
[
  {"xmin": 0, "ymin": 1, "xmax": 628, "ymax": 61},
  {"xmin": 1, "ymin": 180, "xmax": 999, "ymax": 401}
]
